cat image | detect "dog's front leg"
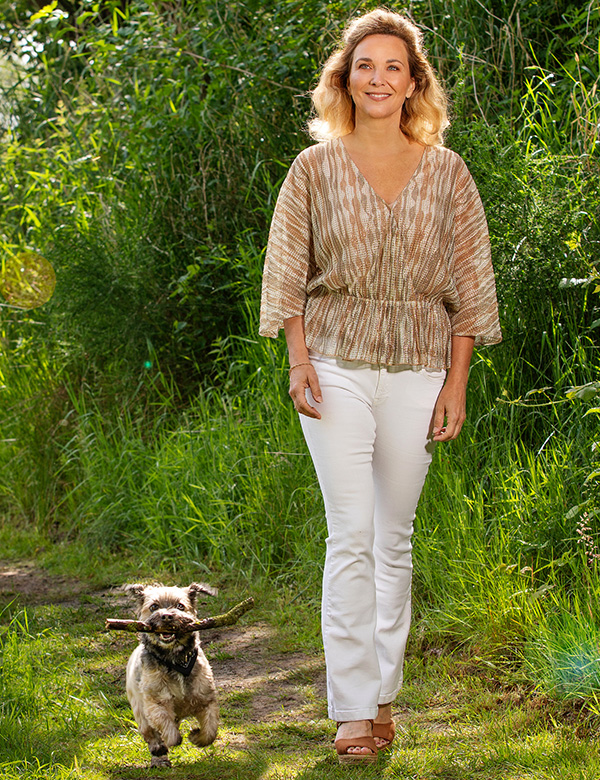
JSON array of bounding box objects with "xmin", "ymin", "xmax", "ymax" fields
[
  {"xmin": 130, "ymin": 697, "xmax": 171, "ymax": 767},
  {"xmin": 189, "ymin": 698, "xmax": 219, "ymax": 747},
  {"xmin": 145, "ymin": 697, "xmax": 182, "ymax": 748}
]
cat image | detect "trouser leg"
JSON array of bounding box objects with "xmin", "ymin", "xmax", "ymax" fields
[
  {"xmin": 300, "ymin": 356, "xmax": 444, "ymax": 721},
  {"xmin": 300, "ymin": 357, "xmax": 380, "ymax": 721},
  {"xmin": 371, "ymin": 368, "xmax": 444, "ymax": 703}
]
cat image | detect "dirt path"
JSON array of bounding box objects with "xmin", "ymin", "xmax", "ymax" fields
[
  {"xmin": 0, "ymin": 559, "xmax": 327, "ymax": 730},
  {"xmin": 0, "ymin": 560, "xmax": 91, "ymax": 605}
]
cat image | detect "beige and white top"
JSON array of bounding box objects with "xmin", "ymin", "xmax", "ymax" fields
[{"xmin": 259, "ymin": 138, "xmax": 502, "ymax": 369}]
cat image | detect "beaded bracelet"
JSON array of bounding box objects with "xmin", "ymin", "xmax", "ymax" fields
[{"xmin": 288, "ymin": 362, "xmax": 312, "ymax": 375}]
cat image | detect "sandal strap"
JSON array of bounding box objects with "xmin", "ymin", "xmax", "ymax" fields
[
  {"xmin": 372, "ymin": 720, "xmax": 396, "ymax": 742},
  {"xmin": 335, "ymin": 721, "xmax": 377, "ymax": 756}
]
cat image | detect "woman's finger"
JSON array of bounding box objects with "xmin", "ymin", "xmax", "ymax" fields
[
  {"xmin": 307, "ymin": 369, "xmax": 323, "ymax": 404},
  {"xmin": 431, "ymin": 399, "xmax": 446, "ymax": 438},
  {"xmin": 289, "ymin": 367, "xmax": 322, "ymax": 419}
]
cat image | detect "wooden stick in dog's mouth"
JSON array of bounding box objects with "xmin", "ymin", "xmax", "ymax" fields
[{"xmin": 105, "ymin": 596, "xmax": 255, "ymax": 634}]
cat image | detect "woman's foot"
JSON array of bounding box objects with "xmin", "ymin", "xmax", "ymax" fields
[
  {"xmin": 335, "ymin": 720, "xmax": 378, "ymax": 763},
  {"xmin": 372, "ymin": 703, "xmax": 395, "ymax": 749}
]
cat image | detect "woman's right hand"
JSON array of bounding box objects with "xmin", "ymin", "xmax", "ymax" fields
[{"xmin": 289, "ymin": 363, "xmax": 323, "ymax": 419}]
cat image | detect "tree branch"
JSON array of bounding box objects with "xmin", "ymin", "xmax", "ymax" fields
[{"xmin": 105, "ymin": 597, "xmax": 255, "ymax": 634}]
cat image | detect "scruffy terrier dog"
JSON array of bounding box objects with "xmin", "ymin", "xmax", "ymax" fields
[{"xmin": 125, "ymin": 582, "xmax": 219, "ymax": 767}]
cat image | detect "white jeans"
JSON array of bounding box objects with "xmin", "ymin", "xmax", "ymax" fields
[{"xmin": 300, "ymin": 353, "xmax": 445, "ymax": 721}]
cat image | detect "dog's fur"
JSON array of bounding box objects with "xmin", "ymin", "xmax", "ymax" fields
[{"xmin": 125, "ymin": 582, "xmax": 219, "ymax": 767}]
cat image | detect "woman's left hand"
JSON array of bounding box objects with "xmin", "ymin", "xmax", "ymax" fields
[
  {"xmin": 432, "ymin": 335, "xmax": 474, "ymax": 442},
  {"xmin": 432, "ymin": 378, "xmax": 467, "ymax": 441}
]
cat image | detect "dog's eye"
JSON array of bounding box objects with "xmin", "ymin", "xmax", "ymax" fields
[
  {"xmin": 176, "ymin": 603, "xmax": 186, "ymax": 611},
  {"xmin": 149, "ymin": 603, "xmax": 159, "ymax": 612}
]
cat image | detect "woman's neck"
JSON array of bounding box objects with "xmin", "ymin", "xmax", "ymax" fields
[{"xmin": 344, "ymin": 117, "xmax": 414, "ymax": 155}]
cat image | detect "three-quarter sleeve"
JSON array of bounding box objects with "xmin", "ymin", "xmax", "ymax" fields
[
  {"xmin": 447, "ymin": 163, "xmax": 502, "ymax": 346},
  {"xmin": 259, "ymin": 154, "xmax": 315, "ymax": 338}
]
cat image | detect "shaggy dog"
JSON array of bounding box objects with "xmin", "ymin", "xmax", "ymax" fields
[{"xmin": 125, "ymin": 582, "xmax": 219, "ymax": 767}]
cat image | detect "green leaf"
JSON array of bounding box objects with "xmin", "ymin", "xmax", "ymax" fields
[
  {"xmin": 31, "ymin": 1, "xmax": 58, "ymax": 22},
  {"xmin": 76, "ymin": 11, "xmax": 96, "ymax": 25},
  {"xmin": 565, "ymin": 382, "xmax": 600, "ymax": 401}
]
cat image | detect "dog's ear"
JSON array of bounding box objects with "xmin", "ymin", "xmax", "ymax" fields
[
  {"xmin": 187, "ymin": 582, "xmax": 218, "ymax": 606},
  {"xmin": 125, "ymin": 583, "xmax": 148, "ymax": 605}
]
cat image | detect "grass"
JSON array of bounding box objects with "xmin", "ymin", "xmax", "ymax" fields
[
  {"xmin": 1, "ymin": 3, "xmax": 599, "ymax": 775},
  {"xmin": 1, "ymin": 548, "xmax": 600, "ymax": 780},
  {"xmin": 1, "ymin": 302, "xmax": 600, "ymax": 692}
]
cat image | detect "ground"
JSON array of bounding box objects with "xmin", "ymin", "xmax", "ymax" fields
[
  {"xmin": 0, "ymin": 558, "xmax": 328, "ymax": 724},
  {"xmin": 2, "ymin": 558, "xmax": 600, "ymax": 780}
]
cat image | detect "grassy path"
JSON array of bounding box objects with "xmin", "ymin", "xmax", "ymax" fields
[{"xmin": 1, "ymin": 554, "xmax": 600, "ymax": 780}]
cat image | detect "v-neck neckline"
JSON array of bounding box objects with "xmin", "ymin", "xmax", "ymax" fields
[{"xmin": 337, "ymin": 137, "xmax": 427, "ymax": 208}]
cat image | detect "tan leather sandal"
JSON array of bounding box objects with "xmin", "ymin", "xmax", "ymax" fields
[
  {"xmin": 335, "ymin": 720, "xmax": 378, "ymax": 765},
  {"xmin": 372, "ymin": 719, "xmax": 396, "ymax": 750}
]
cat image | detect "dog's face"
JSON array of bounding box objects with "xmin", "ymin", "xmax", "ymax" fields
[{"xmin": 126, "ymin": 582, "xmax": 216, "ymax": 649}]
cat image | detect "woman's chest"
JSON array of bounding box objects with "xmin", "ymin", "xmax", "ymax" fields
[
  {"xmin": 312, "ymin": 166, "xmax": 455, "ymax": 249},
  {"xmin": 341, "ymin": 147, "xmax": 425, "ymax": 206}
]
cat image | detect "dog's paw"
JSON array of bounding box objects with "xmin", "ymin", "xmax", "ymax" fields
[
  {"xmin": 163, "ymin": 728, "xmax": 183, "ymax": 748},
  {"xmin": 150, "ymin": 755, "xmax": 172, "ymax": 768},
  {"xmin": 189, "ymin": 727, "xmax": 217, "ymax": 747}
]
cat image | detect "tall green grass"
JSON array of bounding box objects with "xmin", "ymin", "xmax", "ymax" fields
[
  {"xmin": 4, "ymin": 290, "xmax": 596, "ymax": 687},
  {"xmin": 0, "ymin": 607, "xmax": 95, "ymax": 773},
  {"xmin": 0, "ymin": 0, "xmax": 599, "ymax": 703},
  {"xmin": 1, "ymin": 182, "xmax": 599, "ymax": 701}
]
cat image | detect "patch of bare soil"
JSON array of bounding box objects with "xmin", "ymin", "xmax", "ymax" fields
[
  {"xmin": 0, "ymin": 559, "xmax": 90, "ymax": 605},
  {"xmin": 204, "ymin": 623, "xmax": 327, "ymax": 723}
]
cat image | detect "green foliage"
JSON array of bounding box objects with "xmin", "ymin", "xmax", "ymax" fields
[
  {"xmin": 0, "ymin": 0, "xmax": 599, "ymax": 715},
  {"xmin": 417, "ymin": 0, "xmax": 599, "ymax": 125},
  {"xmin": 0, "ymin": 0, "xmax": 345, "ymax": 375},
  {"xmin": 1, "ymin": 0, "xmax": 597, "ymax": 376},
  {"xmin": 527, "ymin": 605, "xmax": 600, "ymax": 700}
]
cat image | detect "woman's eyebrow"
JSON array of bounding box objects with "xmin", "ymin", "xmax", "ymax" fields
[{"xmin": 355, "ymin": 57, "xmax": 404, "ymax": 63}]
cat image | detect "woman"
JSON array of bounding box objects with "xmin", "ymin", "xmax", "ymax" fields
[{"xmin": 260, "ymin": 9, "xmax": 501, "ymax": 764}]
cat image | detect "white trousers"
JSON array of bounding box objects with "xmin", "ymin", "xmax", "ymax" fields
[{"xmin": 300, "ymin": 353, "xmax": 445, "ymax": 721}]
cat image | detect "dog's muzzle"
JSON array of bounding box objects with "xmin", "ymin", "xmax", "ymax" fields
[{"xmin": 147, "ymin": 611, "xmax": 196, "ymax": 642}]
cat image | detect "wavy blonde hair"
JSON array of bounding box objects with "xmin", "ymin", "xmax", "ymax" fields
[{"xmin": 309, "ymin": 9, "xmax": 449, "ymax": 146}]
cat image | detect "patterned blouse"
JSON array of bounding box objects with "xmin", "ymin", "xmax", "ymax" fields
[{"xmin": 259, "ymin": 138, "xmax": 502, "ymax": 369}]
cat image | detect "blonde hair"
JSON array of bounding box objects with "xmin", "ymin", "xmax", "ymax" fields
[{"xmin": 309, "ymin": 9, "xmax": 449, "ymax": 146}]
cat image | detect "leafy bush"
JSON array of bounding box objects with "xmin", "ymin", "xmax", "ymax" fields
[{"xmin": 1, "ymin": 0, "xmax": 597, "ymax": 377}]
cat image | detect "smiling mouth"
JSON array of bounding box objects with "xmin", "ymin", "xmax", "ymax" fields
[{"xmin": 366, "ymin": 93, "xmax": 391, "ymax": 100}]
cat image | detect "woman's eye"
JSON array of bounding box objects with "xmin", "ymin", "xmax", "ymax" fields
[{"xmin": 388, "ymin": 65, "xmax": 398, "ymax": 71}]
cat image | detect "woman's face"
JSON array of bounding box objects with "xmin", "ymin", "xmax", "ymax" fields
[{"xmin": 347, "ymin": 34, "xmax": 415, "ymax": 124}]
